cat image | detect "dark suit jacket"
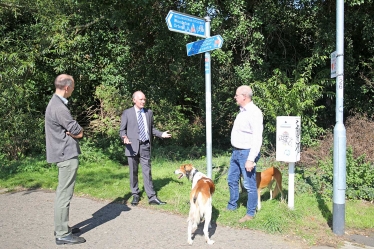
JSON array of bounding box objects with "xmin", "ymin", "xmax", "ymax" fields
[{"xmin": 119, "ymin": 107, "xmax": 163, "ymax": 156}]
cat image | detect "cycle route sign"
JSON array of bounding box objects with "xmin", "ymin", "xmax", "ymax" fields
[
  {"xmin": 186, "ymin": 35, "xmax": 224, "ymax": 56},
  {"xmin": 165, "ymin": 10, "xmax": 206, "ymax": 38}
]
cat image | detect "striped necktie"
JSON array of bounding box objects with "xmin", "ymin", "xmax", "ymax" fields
[{"xmin": 138, "ymin": 110, "xmax": 148, "ymax": 142}]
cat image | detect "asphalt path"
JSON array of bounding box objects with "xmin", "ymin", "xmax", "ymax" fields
[{"xmin": 0, "ymin": 190, "xmax": 372, "ymax": 249}]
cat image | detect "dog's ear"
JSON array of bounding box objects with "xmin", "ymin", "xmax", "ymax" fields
[{"xmin": 184, "ymin": 164, "xmax": 193, "ymax": 171}]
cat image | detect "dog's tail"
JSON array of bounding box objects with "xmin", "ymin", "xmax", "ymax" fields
[
  {"xmin": 188, "ymin": 189, "xmax": 202, "ymax": 226},
  {"xmin": 191, "ymin": 189, "xmax": 203, "ymax": 205},
  {"xmin": 272, "ymin": 167, "xmax": 283, "ymax": 199}
]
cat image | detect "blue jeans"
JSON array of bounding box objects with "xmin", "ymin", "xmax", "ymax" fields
[{"xmin": 227, "ymin": 149, "xmax": 260, "ymax": 216}]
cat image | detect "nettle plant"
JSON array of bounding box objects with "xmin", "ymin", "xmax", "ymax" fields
[{"xmin": 317, "ymin": 147, "xmax": 374, "ymax": 201}]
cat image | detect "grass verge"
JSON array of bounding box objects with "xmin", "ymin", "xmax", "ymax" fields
[{"xmin": 0, "ymin": 153, "xmax": 373, "ymax": 247}]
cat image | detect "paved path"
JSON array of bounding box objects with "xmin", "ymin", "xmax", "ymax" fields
[{"xmin": 0, "ymin": 190, "xmax": 372, "ymax": 249}]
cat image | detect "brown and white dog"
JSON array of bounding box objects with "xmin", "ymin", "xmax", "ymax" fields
[
  {"xmin": 256, "ymin": 167, "xmax": 283, "ymax": 210},
  {"xmin": 174, "ymin": 164, "xmax": 215, "ymax": 245}
]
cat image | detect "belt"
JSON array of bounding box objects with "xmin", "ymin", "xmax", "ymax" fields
[
  {"xmin": 140, "ymin": 140, "xmax": 149, "ymax": 145},
  {"xmin": 232, "ymin": 147, "xmax": 248, "ymax": 150}
]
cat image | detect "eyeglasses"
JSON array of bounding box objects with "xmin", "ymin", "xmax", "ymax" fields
[{"xmin": 234, "ymin": 94, "xmax": 245, "ymax": 97}]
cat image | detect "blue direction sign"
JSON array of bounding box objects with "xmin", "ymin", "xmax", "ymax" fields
[
  {"xmin": 186, "ymin": 35, "xmax": 224, "ymax": 56},
  {"xmin": 165, "ymin": 10, "xmax": 206, "ymax": 38}
]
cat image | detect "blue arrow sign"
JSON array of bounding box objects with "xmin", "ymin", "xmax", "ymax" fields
[
  {"xmin": 186, "ymin": 35, "xmax": 224, "ymax": 56},
  {"xmin": 165, "ymin": 10, "xmax": 206, "ymax": 38}
]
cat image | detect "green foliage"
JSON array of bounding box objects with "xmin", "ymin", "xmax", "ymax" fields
[
  {"xmin": 149, "ymin": 99, "xmax": 206, "ymax": 147},
  {"xmin": 249, "ymin": 68, "xmax": 325, "ymax": 148},
  {"xmin": 299, "ymin": 147, "xmax": 374, "ymax": 201},
  {"xmin": 79, "ymin": 136, "xmax": 126, "ymax": 165},
  {"xmin": 345, "ymin": 150, "xmax": 374, "ymax": 200},
  {"xmin": 1, "ymin": 0, "xmax": 374, "ymax": 163},
  {"xmin": 88, "ymin": 84, "xmax": 130, "ymax": 135}
]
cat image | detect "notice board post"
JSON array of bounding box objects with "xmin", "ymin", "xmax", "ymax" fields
[{"xmin": 276, "ymin": 116, "xmax": 301, "ymax": 210}]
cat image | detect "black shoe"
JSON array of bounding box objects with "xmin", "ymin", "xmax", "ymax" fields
[
  {"xmin": 131, "ymin": 195, "xmax": 140, "ymax": 206},
  {"xmin": 55, "ymin": 234, "xmax": 86, "ymax": 245},
  {"xmin": 54, "ymin": 227, "xmax": 80, "ymax": 236},
  {"xmin": 149, "ymin": 197, "xmax": 166, "ymax": 205}
]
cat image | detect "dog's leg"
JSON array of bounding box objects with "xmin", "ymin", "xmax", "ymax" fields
[
  {"xmin": 273, "ymin": 181, "xmax": 283, "ymax": 200},
  {"xmin": 272, "ymin": 183, "xmax": 279, "ymax": 199},
  {"xmin": 273, "ymin": 168, "xmax": 283, "ymax": 200},
  {"xmin": 268, "ymin": 179, "xmax": 275, "ymax": 200},
  {"xmin": 257, "ymin": 188, "xmax": 262, "ymax": 210},
  {"xmin": 187, "ymin": 218, "xmax": 193, "ymax": 245},
  {"xmin": 203, "ymin": 203, "xmax": 215, "ymax": 245},
  {"xmin": 187, "ymin": 202, "xmax": 196, "ymax": 245},
  {"xmin": 187, "ymin": 201, "xmax": 199, "ymax": 244}
]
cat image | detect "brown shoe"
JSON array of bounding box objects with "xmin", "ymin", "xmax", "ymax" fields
[{"xmin": 239, "ymin": 215, "xmax": 254, "ymax": 223}]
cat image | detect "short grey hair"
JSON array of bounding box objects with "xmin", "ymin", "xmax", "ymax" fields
[
  {"xmin": 239, "ymin": 85, "xmax": 253, "ymax": 98},
  {"xmin": 54, "ymin": 74, "xmax": 74, "ymax": 90}
]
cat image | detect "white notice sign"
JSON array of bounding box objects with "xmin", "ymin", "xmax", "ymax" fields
[
  {"xmin": 331, "ymin": 51, "xmax": 337, "ymax": 78},
  {"xmin": 276, "ymin": 116, "xmax": 301, "ymax": 162}
]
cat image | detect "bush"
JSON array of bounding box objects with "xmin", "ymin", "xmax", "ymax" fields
[
  {"xmin": 299, "ymin": 113, "xmax": 374, "ymax": 201},
  {"xmin": 301, "ymin": 113, "xmax": 374, "ymax": 166}
]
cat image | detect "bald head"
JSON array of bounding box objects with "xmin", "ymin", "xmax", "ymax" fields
[
  {"xmin": 54, "ymin": 74, "xmax": 75, "ymax": 98},
  {"xmin": 55, "ymin": 74, "xmax": 74, "ymax": 90},
  {"xmin": 237, "ymin": 85, "xmax": 253, "ymax": 98},
  {"xmin": 234, "ymin": 85, "xmax": 253, "ymax": 107},
  {"xmin": 132, "ymin": 91, "xmax": 146, "ymax": 109}
]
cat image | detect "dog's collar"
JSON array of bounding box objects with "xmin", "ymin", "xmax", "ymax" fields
[{"xmin": 192, "ymin": 169, "xmax": 199, "ymax": 180}]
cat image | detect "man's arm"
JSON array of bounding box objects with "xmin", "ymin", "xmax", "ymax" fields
[
  {"xmin": 67, "ymin": 129, "xmax": 83, "ymax": 139},
  {"xmin": 119, "ymin": 109, "xmax": 130, "ymax": 143}
]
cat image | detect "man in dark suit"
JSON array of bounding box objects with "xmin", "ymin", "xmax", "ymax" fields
[{"xmin": 119, "ymin": 91, "xmax": 171, "ymax": 206}]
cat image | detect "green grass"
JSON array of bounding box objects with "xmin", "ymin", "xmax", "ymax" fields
[{"xmin": 0, "ymin": 151, "xmax": 373, "ymax": 246}]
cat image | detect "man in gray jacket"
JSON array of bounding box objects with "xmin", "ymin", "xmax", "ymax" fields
[
  {"xmin": 120, "ymin": 91, "xmax": 171, "ymax": 206},
  {"xmin": 45, "ymin": 74, "xmax": 85, "ymax": 245}
]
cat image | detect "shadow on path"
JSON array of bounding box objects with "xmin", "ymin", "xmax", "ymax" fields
[{"xmin": 73, "ymin": 198, "xmax": 131, "ymax": 235}]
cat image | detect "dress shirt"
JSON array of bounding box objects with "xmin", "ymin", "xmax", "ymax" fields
[
  {"xmin": 56, "ymin": 94, "xmax": 68, "ymax": 105},
  {"xmin": 134, "ymin": 107, "xmax": 149, "ymax": 138},
  {"xmin": 231, "ymin": 101, "xmax": 263, "ymax": 161}
]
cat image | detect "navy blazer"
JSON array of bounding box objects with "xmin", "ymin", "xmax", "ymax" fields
[{"xmin": 119, "ymin": 107, "xmax": 163, "ymax": 156}]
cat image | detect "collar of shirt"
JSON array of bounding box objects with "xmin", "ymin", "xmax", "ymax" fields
[
  {"xmin": 134, "ymin": 107, "xmax": 144, "ymax": 113},
  {"xmin": 240, "ymin": 101, "xmax": 253, "ymax": 112},
  {"xmin": 55, "ymin": 94, "xmax": 68, "ymax": 105}
]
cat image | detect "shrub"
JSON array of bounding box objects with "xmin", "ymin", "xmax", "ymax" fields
[{"xmin": 301, "ymin": 113, "xmax": 374, "ymax": 167}]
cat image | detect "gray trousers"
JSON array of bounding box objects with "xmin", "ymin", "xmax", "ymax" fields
[
  {"xmin": 127, "ymin": 143, "xmax": 157, "ymax": 201},
  {"xmin": 54, "ymin": 157, "xmax": 79, "ymax": 238}
]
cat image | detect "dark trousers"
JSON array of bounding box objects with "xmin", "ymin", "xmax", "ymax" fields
[{"xmin": 127, "ymin": 142, "xmax": 157, "ymax": 201}]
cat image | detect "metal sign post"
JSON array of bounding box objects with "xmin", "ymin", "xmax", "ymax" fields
[
  {"xmin": 166, "ymin": 11, "xmax": 224, "ymax": 179},
  {"xmin": 332, "ymin": 0, "xmax": 346, "ymax": 236},
  {"xmin": 204, "ymin": 16, "xmax": 212, "ymax": 179}
]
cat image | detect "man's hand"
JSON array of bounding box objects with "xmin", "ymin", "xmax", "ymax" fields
[
  {"xmin": 245, "ymin": 160, "xmax": 255, "ymax": 172},
  {"xmin": 122, "ymin": 135, "xmax": 132, "ymax": 144},
  {"xmin": 161, "ymin": 131, "xmax": 172, "ymax": 138},
  {"xmin": 66, "ymin": 130, "xmax": 83, "ymax": 139}
]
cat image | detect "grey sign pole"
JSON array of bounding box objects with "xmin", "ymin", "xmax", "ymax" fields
[
  {"xmin": 333, "ymin": 0, "xmax": 346, "ymax": 235},
  {"xmin": 165, "ymin": 10, "xmax": 220, "ymax": 179},
  {"xmin": 204, "ymin": 15, "xmax": 212, "ymax": 179}
]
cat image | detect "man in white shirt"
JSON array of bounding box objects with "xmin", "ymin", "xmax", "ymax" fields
[{"xmin": 226, "ymin": 85, "xmax": 263, "ymax": 223}]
